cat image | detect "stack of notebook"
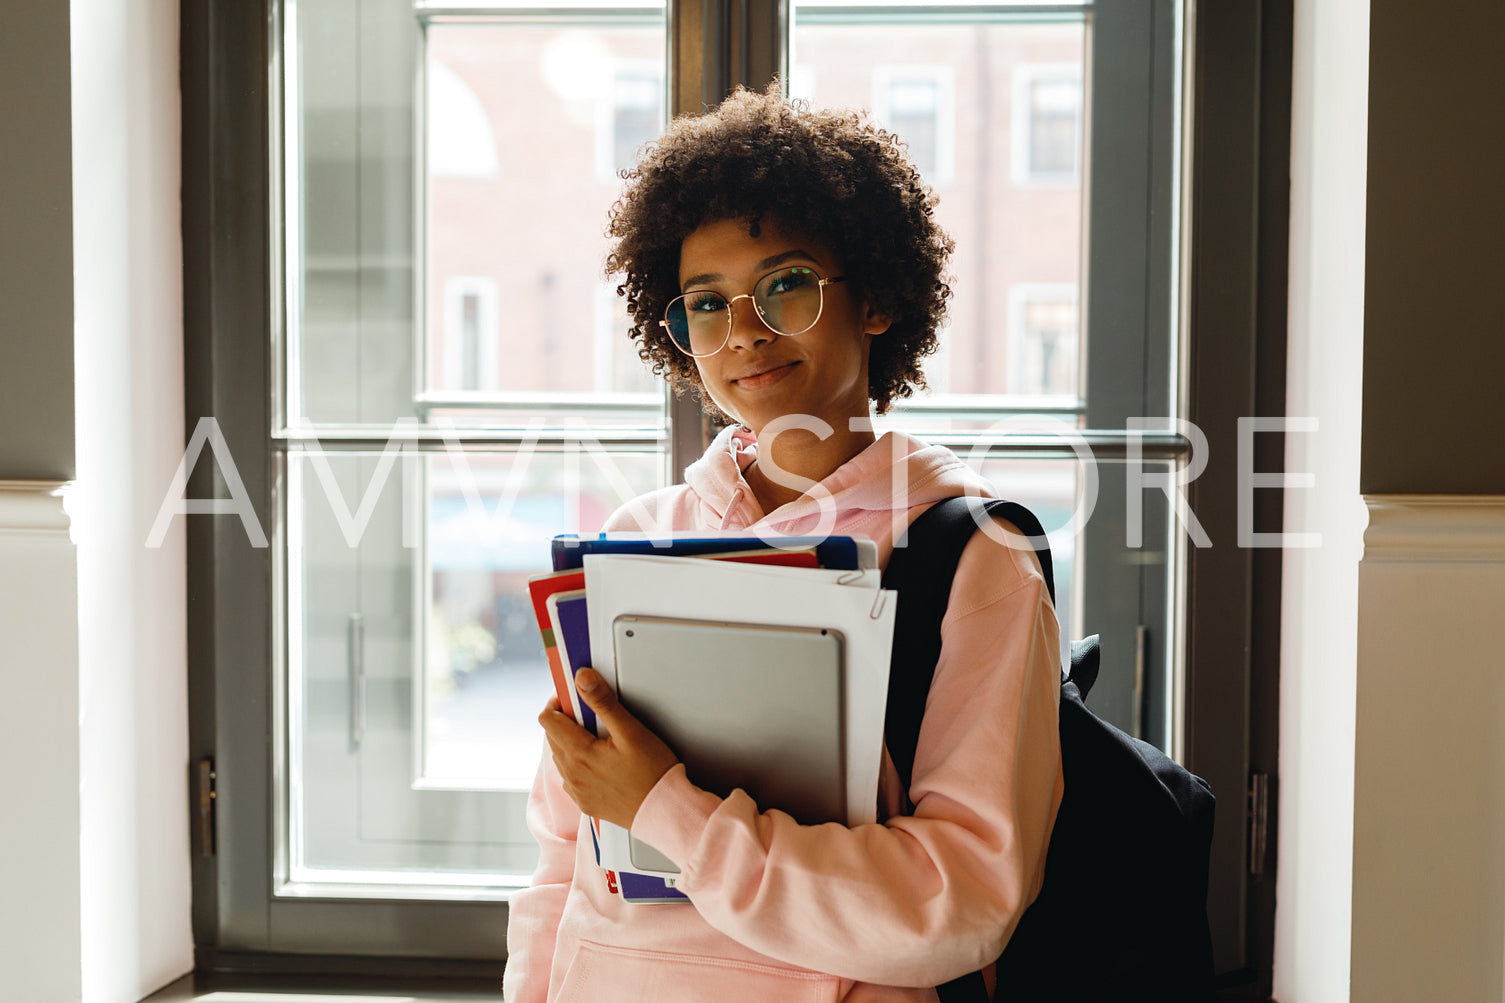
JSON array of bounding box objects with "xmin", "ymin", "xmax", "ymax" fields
[{"xmin": 526, "ymin": 533, "xmax": 897, "ymax": 904}]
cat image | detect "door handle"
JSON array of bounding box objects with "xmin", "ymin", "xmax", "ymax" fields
[{"xmin": 349, "ymin": 612, "xmax": 366, "ymax": 748}]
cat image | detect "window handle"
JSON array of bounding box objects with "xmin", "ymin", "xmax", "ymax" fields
[
  {"xmin": 349, "ymin": 612, "xmax": 366, "ymax": 749},
  {"xmin": 1132, "ymin": 625, "xmax": 1148, "ymax": 738}
]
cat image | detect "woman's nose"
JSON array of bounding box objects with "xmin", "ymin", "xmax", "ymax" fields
[{"xmin": 724, "ymin": 294, "xmax": 773, "ymax": 351}]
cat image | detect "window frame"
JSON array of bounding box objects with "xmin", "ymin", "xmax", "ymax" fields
[{"xmin": 183, "ymin": 0, "xmax": 1286, "ymax": 989}]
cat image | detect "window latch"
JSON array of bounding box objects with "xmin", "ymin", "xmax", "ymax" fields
[
  {"xmin": 1248, "ymin": 772, "xmax": 1270, "ymax": 875},
  {"xmin": 197, "ymin": 758, "xmax": 217, "ymax": 858}
]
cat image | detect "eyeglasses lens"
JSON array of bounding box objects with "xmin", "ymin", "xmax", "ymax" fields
[
  {"xmin": 663, "ymin": 267, "xmax": 825, "ymax": 357},
  {"xmin": 753, "ymin": 267, "xmax": 823, "ymax": 337},
  {"xmin": 664, "ymin": 291, "xmax": 730, "ymax": 356}
]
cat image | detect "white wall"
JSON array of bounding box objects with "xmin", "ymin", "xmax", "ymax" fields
[
  {"xmin": 70, "ymin": 0, "xmax": 192, "ymax": 999},
  {"xmin": 1274, "ymin": 0, "xmax": 1369, "ymax": 999},
  {"xmin": 0, "ymin": 485, "xmax": 83, "ymax": 1002},
  {"xmin": 1350, "ymin": 499, "xmax": 1505, "ymax": 1001}
]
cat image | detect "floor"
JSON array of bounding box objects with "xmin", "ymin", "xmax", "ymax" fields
[
  {"xmin": 140, "ymin": 974, "xmax": 503, "ymax": 1003},
  {"xmin": 139, "ymin": 968, "xmax": 1268, "ymax": 1002}
]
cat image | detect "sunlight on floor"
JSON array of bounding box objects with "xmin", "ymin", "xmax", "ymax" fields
[{"xmin": 198, "ymin": 995, "xmax": 419, "ymax": 1003}]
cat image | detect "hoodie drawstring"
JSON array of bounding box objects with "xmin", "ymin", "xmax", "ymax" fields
[{"xmin": 719, "ymin": 485, "xmax": 745, "ymax": 530}]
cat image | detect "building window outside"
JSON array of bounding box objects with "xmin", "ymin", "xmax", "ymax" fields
[
  {"xmin": 872, "ymin": 65, "xmax": 955, "ymax": 186},
  {"xmin": 598, "ymin": 62, "xmax": 665, "ymax": 182},
  {"xmin": 595, "ymin": 281, "xmax": 658, "ymax": 393},
  {"xmin": 1007, "ymin": 284, "xmax": 1079, "ymax": 397},
  {"xmin": 1012, "ymin": 64, "xmax": 1082, "ymax": 185},
  {"xmin": 443, "ymin": 277, "xmax": 499, "ymax": 391},
  {"xmin": 427, "ymin": 60, "xmax": 500, "ymax": 180}
]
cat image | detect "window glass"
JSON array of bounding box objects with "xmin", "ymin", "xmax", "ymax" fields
[
  {"xmin": 419, "ymin": 449, "xmax": 663, "ymax": 791},
  {"xmin": 606, "ymin": 64, "xmax": 666, "ymax": 178},
  {"xmin": 282, "ymin": 0, "xmax": 669, "ymax": 892},
  {"xmin": 423, "ymin": 25, "xmax": 667, "ymax": 409},
  {"xmin": 1021, "ymin": 71, "xmax": 1082, "ymax": 180},
  {"xmin": 274, "ymin": 0, "xmax": 1182, "ymax": 904},
  {"xmin": 872, "ymin": 67, "xmax": 953, "ymax": 184},
  {"xmin": 793, "ymin": 19, "xmax": 1085, "ymax": 409},
  {"xmin": 1009, "ymin": 285, "xmax": 1079, "ymax": 396}
]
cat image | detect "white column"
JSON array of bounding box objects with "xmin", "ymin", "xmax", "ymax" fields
[
  {"xmin": 71, "ymin": 0, "xmax": 192, "ymax": 999},
  {"xmin": 1275, "ymin": 1, "xmax": 1369, "ymax": 999}
]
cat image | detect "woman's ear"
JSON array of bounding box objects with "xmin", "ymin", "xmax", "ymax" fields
[{"xmin": 861, "ymin": 301, "xmax": 892, "ymax": 337}]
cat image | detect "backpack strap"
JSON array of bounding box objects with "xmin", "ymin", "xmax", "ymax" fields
[
  {"xmin": 879, "ymin": 497, "xmax": 1055, "ymax": 1003},
  {"xmin": 881, "ymin": 497, "xmax": 1055, "ymax": 789}
]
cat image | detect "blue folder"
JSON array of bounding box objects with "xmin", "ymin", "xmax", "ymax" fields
[{"xmin": 550, "ymin": 533, "xmax": 864, "ymax": 573}]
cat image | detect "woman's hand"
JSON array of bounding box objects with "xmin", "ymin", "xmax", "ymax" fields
[{"xmin": 539, "ymin": 667, "xmax": 681, "ymax": 830}]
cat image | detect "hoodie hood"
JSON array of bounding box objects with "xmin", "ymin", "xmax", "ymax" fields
[{"xmin": 680, "ymin": 424, "xmax": 996, "ymax": 543}]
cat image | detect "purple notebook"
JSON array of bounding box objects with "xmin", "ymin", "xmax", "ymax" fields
[
  {"xmin": 550, "ymin": 592, "xmax": 597, "ymax": 734},
  {"xmin": 618, "ymin": 869, "xmax": 687, "ymax": 903},
  {"xmin": 554, "ymin": 592, "xmax": 688, "ymax": 904}
]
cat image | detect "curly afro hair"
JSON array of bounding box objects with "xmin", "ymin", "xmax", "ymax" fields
[{"xmin": 605, "ymin": 84, "xmax": 955, "ymax": 416}]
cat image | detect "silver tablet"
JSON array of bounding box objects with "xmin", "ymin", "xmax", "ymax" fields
[{"xmin": 612, "ymin": 615, "xmax": 847, "ymax": 873}]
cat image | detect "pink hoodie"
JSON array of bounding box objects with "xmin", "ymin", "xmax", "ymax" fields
[{"xmin": 504, "ymin": 426, "xmax": 1064, "ymax": 1003}]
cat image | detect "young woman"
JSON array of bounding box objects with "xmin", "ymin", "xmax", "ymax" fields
[{"xmin": 504, "ymin": 86, "xmax": 1064, "ymax": 1003}]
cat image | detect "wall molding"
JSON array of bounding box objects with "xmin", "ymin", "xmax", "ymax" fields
[
  {"xmin": 1363, "ymin": 494, "xmax": 1505, "ymax": 563},
  {"xmin": 0, "ymin": 476, "xmax": 81, "ymax": 1000},
  {"xmin": 1353, "ymin": 499, "xmax": 1505, "ymax": 1001},
  {"xmin": 0, "ymin": 479, "xmax": 73, "ymax": 536}
]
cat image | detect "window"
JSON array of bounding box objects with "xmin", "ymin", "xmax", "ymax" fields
[
  {"xmin": 1008, "ymin": 285, "xmax": 1079, "ymax": 397},
  {"xmin": 276, "ymin": 0, "xmax": 670, "ymax": 910},
  {"xmin": 190, "ymin": 0, "xmax": 1272, "ymax": 982},
  {"xmin": 598, "ymin": 62, "xmax": 665, "ymax": 182},
  {"xmin": 1012, "ymin": 64, "xmax": 1082, "ymax": 185},
  {"xmin": 594, "ymin": 280, "xmax": 658, "ymax": 393},
  {"xmin": 441, "ymin": 277, "xmax": 499, "ymax": 390},
  {"xmin": 871, "ymin": 66, "xmax": 955, "ymax": 185},
  {"xmin": 426, "ymin": 60, "xmax": 500, "ymax": 179}
]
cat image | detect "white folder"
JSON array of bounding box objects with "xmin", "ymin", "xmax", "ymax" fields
[{"xmin": 584, "ymin": 553, "xmax": 895, "ymax": 881}]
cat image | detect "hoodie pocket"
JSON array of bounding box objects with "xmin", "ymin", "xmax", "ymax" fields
[{"xmin": 556, "ymin": 940, "xmax": 842, "ymax": 1003}]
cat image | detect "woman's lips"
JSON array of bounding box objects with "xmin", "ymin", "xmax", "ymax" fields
[{"xmin": 732, "ymin": 361, "xmax": 798, "ymax": 390}]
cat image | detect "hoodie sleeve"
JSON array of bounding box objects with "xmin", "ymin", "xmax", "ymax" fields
[
  {"xmin": 502, "ymin": 752, "xmax": 580, "ymax": 1003},
  {"xmin": 629, "ymin": 528, "xmax": 1065, "ymax": 987}
]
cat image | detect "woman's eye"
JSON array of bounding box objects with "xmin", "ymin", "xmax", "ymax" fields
[
  {"xmin": 765, "ymin": 268, "xmax": 816, "ymax": 296},
  {"xmin": 685, "ymin": 293, "xmax": 726, "ymax": 313}
]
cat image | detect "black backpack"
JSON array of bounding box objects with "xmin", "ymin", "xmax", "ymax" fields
[{"xmin": 881, "ymin": 497, "xmax": 1217, "ymax": 1002}]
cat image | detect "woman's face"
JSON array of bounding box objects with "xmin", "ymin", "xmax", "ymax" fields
[{"xmin": 676, "ymin": 216, "xmax": 889, "ymax": 435}]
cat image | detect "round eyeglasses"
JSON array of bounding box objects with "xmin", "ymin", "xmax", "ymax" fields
[{"xmin": 660, "ymin": 266, "xmax": 849, "ymax": 358}]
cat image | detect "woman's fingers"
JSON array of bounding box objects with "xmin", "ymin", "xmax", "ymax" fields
[
  {"xmin": 539, "ymin": 667, "xmax": 681, "ymax": 829},
  {"xmin": 574, "ymin": 667, "xmax": 636, "ymax": 739}
]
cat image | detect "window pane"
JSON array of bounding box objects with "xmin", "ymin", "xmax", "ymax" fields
[
  {"xmin": 287, "ymin": 4, "xmax": 668, "ymax": 429},
  {"xmin": 287, "ymin": 445, "xmax": 662, "ymax": 884},
  {"xmin": 283, "ymin": 3, "xmax": 671, "ymax": 892},
  {"xmin": 1012, "ymin": 286, "xmax": 1078, "ymax": 396},
  {"xmin": 423, "ymin": 24, "xmax": 666, "ymax": 411},
  {"xmin": 291, "ymin": 0, "xmax": 421, "ymax": 428},
  {"xmin": 1026, "ymin": 75, "xmax": 1082, "ymax": 178},
  {"xmin": 873, "ymin": 67, "xmax": 952, "ymax": 183},
  {"xmin": 960, "ymin": 450, "xmax": 1179, "ymax": 747},
  {"xmin": 792, "ymin": 17, "xmax": 1086, "ymax": 405},
  {"xmin": 421, "ymin": 449, "xmax": 663, "ymax": 790}
]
